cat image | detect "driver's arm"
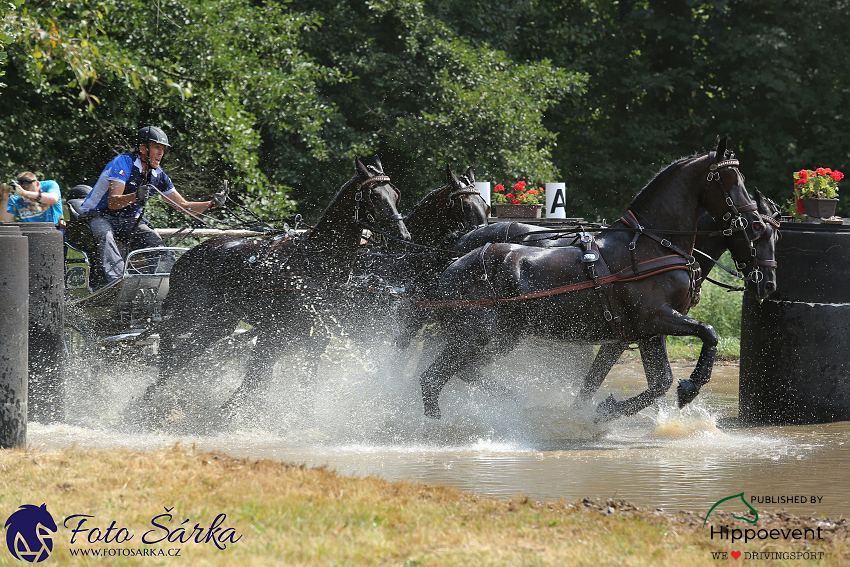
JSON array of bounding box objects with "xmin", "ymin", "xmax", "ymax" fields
[
  {"xmin": 162, "ymin": 189, "xmax": 213, "ymax": 215},
  {"xmin": 107, "ymin": 180, "xmax": 137, "ymax": 210}
]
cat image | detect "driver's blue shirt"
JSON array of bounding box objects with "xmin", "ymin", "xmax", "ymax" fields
[{"xmin": 79, "ymin": 152, "xmax": 175, "ymax": 218}]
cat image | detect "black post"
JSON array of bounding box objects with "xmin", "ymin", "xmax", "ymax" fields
[
  {"xmin": 17, "ymin": 222, "xmax": 65, "ymax": 423},
  {"xmin": 0, "ymin": 225, "xmax": 29, "ymax": 447}
]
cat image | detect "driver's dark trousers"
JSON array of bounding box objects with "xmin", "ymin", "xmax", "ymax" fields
[{"xmin": 89, "ymin": 212, "xmax": 163, "ymax": 284}]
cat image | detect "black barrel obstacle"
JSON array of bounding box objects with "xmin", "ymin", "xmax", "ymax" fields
[
  {"xmin": 740, "ymin": 222, "xmax": 850, "ymax": 425},
  {"xmin": 0, "ymin": 225, "xmax": 29, "ymax": 447},
  {"xmin": 18, "ymin": 222, "xmax": 66, "ymax": 424}
]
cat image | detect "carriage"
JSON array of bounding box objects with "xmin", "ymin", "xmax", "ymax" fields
[{"xmin": 63, "ymin": 240, "xmax": 190, "ymax": 362}]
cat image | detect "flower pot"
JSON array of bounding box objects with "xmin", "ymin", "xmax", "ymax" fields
[
  {"xmin": 801, "ymin": 197, "xmax": 839, "ymax": 219},
  {"xmin": 493, "ymin": 204, "xmax": 543, "ymax": 218}
]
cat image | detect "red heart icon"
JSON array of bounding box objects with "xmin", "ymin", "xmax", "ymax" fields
[{"xmin": 731, "ymin": 551, "xmax": 741, "ymax": 559}]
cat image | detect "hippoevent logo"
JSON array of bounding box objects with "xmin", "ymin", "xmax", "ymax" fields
[
  {"xmin": 4, "ymin": 504, "xmax": 58, "ymax": 562},
  {"xmin": 704, "ymin": 492, "xmax": 827, "ymax": 561},
  {"xmin": 3, "ymin": 504, "xmax": 242, "ymax": 561},
  {"xmin": 703, "ymin": 492, "xmax": 758, "ymax": 527}
]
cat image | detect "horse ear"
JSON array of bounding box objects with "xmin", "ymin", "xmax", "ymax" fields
[
  {"xmin": 716, "ymin": 135, "xmax": 729, "ymax": 156},
  {"xmin": 465, "ymin": 166, "xmax": 475, "ymax": 184},
  {"xmin": 355, "ymin": 156, "xmax": 370, "ymax": 178},
  {"xmin": 448, "ymin": 166, "xmax": 461, "ymax": 186}
]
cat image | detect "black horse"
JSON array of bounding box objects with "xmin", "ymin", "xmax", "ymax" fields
[
  {"xmin": 415, "ymin": 138, "xmax": 763, "ymax": 421},
  {"xmin": 144, "ymin": 157, "xmax": 410, "ymax": 414},
  {"xmin": 343, "ymin": 165, "xmax": 490, "ymax": 345},
  {"xmin": 355, "ymin": 165, "xmax": 489, "ymax": 289},
  {"xmin": 403, "ymin": 165, "xmax": 490, "ymax": 252},
  {"xmin": 455, "ymin": 188, "xmax": 778, "ymax": 300},
  {"xmin": 575, "ymin": 188, "xmax": 781, "ymax": 412},
  {"xmin": 441, "ymin": 188, "xmax": 780, "ymax": 408}
]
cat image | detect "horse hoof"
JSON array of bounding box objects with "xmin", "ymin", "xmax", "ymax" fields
[
  {"xmin": 423, "ymin": 404, "xmax": 442, "ymax": 420},
  {"xmin": 594, "ymin": 394, "xmax": 621, "ymax": 422},
  {"xmin": 677, "ymin": 379, "xmax": 700, "ymax": 408}
]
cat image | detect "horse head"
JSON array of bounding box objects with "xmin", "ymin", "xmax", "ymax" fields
[
  {"xmin": 744, "ymin": 189, "xmax": 780, "ymax": 300},
  {"xmin": 402, "ymin": 165, "xmax": 489, "ymax": 246},
  {"xmin": 354, "ymin": 156, "xmax": 411, "ymax": 242},
  {"xmin": 700, "ymin": 136, "xmax": 764, "ymax": 244},
  {"xmin": 446, "ymin": 165, "xmax": 490, "ymax": 232}
]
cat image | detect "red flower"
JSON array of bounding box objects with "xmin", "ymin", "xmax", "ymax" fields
[
  {"xmin": 816, "ymin": 167, "xmax": 828, "ymax": 176},
  {"xmin": 798, "ymin": 170, "xmax": 808, "ymax": 179},
  {"xmin": 795, "ymin": 178, "xmax": 808, "ymax": 185},
  {"xmin": 511, "ymin": 199, "xmax": 520, "ymax": 204},
  {"xmin": 506, "ymin": 193, "xmax": 515, "ymax": 200},
  {"xmin": 832, "ymin": 171, "xmax": 845, "ymax": 182},
  {"xmin": 528, "ymin": 188, "xmax": 539, "ymax": 195},
  {"xmin": 494, "ymin": 184, "xmax": 505, "ymax": 192},
  {"xmin": 513, "ymin": 181, "xmax": 527, "ymax": 192}
]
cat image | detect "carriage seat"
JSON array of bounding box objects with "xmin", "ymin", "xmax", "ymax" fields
[{"xmin": 67, "ymin": 198, "xmax": 87, "ymax": 221}]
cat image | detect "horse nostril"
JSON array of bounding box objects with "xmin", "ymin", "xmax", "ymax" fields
[
  {"xmin": 765, "ymin": 282, "xmax": 776, "ymax": 292},
  {"xmin": 753, "ymin": 221, "xmax": 764, "ymax": 232}
]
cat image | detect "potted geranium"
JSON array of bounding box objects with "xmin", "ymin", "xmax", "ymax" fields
[
  {"xmin": 793, "ymin": 167, "xmax": 843, "ymax": 218},
  {"xmin": 492, "ymin": 181, "xmax": 545, "ymax": 218}
]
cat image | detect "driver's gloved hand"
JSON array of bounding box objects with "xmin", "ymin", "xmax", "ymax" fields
[{"xmin": 136, "ymin": 184, "xmax": 153, "ymax": 205}]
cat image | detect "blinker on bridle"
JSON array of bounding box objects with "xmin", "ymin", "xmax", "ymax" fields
[{"xmin": 355, "ymin": 173, "xmax": 404, "ymax": 222}]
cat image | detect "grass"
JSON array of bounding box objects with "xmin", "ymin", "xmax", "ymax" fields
[{"xmin": 0, "ymin": 447, "xmax": 847, "ymax": 566}]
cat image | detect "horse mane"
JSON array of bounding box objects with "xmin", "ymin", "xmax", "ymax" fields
[
  {"xmin": 405, "ymin": 184, "xmax": 449, "ymax": 221},
  {"xmin": 627, "ymin": 152, "xmax": 706, "ymax": 210},
  {"xmin": 315, "ymin": 174, "xmax": 360, "ymax": 220}
]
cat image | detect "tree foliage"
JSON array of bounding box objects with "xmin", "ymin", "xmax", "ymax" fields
[{"xmin": 2, "ymin": 0, "xmax": 850, "ymax": 222}]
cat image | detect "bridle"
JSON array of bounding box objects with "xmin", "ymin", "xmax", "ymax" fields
[
  {"xmin": 704, "ymin": 151, "xmax": 760, "ymax": 239},
  {"xmin": 446, "ymin": 177, "xmax": 489, "ymax": 232},
  {"xmin": 739, "ymin": 209, "xmax": 780, "ymax": 285},
  {"xmin": 696, "ymin": 202, "xmax": 780, "ymax": 292},
  {"xmin": 354, "ymin": 173, "xmax": 404, "ymax": 224}
]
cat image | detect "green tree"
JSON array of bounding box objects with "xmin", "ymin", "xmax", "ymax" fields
[
  {"xmin": 285, "ymin": 0, "xmax": 586, "ymax": 214},
  {"xmin": 433, "ymin": 0, "xmax": 850, "ymax": 220},
  {"xmin": 1, "ymin": 0, "xmax": 345, "ymax": 224}
]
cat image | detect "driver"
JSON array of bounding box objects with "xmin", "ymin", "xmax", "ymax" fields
[{"xmin": 78, "ymin": 126, "xmax": 225, "ymax": 285}]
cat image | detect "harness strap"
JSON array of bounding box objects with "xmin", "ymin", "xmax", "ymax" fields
[
  {"xmin": 412, "ymin": 254, "xmax": 692, "ymax": 308},
  {"xmin": 620, "ymin": 210, "xmax": 696, "ymax": 266},
  {"xmin": 579, "ymin": 233, "xmax": 627, "ymax": 341},
  {"xmin": 448, "ymin": 187, "xmax": 481, "ymax": 199},
  {"xmin": 358, "ymin": 174, "xmax": 391, "ymax": 189}
]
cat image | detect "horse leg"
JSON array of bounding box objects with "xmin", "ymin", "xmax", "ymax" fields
[
  {"xmin": 221, "ymin": 329, "xmax": 281, "ymax": 414},
  {"xmin": 677, "ymin": 327, "xmax": 718, "ymax": 408},
  {"xmin": 595, "ymin": 335, "xmax": 675, "ymax": 420},
  {"xmin": 573, "ymin": 342, "xmax": 627, "ymax": 406},
  {"xmin": 299, "ymin": 324, "xmax": 331, "ymax": 390},
  {"xmin": 145, "ymin": 311, "xmax": 238, "ymax": 403},
  {"xmin": 420, "ymin": 336, "xmax": 489, "ymax": 420},
  {"xmin": 455, "ymin": 331, "xmax": 519, "ymax": 402},
  {"xmin": 595, "ymin": 306, "xmax": 718, "ymax": 420},
  {"xmin": 395, "ymin": 307, "xmax": 429, "ymax": 349}
]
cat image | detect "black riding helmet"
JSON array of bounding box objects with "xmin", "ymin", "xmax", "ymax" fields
[
  {"xmin": 136, "ymin": 125, "xmax": 171, "ymax": 147},
  {"xmin": 67, "ymin": 184, "xmax": 92, "ymax": 200}
]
